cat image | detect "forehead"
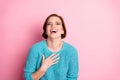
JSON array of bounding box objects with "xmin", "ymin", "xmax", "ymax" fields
[{"xmin": 47, "ymin": 16, "xmax": 62, "ymax": 22}]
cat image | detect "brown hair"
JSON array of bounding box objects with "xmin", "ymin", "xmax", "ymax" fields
[{"xmin": 42, "ymin": 14, "xmax": 67, "ymax": 39}]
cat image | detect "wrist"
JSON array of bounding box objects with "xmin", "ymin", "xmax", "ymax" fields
[{"xmin": 39, "ymin": 65, "xmax": 47, "ymax": 72}]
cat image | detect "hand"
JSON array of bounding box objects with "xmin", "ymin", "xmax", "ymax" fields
[{"xmin": 40, "ymin": 53, "xmax": 60, "ymax": 71}]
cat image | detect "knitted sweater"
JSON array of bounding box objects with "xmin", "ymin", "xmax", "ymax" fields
[{"xmin": 24, "ymin": 40, "xmax": 79, "ymax": 80}]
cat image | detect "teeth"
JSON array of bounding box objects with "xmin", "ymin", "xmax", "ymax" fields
[
  {"xmin": 51, "ymin": 30, "xmax": 57, "ymax": 33},
  {"xmin": 52, "ymin": 30, "xmax": 56, "ymax": 31}
]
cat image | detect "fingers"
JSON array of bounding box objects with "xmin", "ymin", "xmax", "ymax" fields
[
  {"xmin": 42, "ymin": 53, "xmax": 60, "ymax": 66},
  {"xmin": 49, "ymin": 53, "xmax": 59, "ymax": 60},
  {"xmin": 52, "ymin": 57, "xmax": 60, "ymax": 65},
  {"xmin": 50, "ymin": 54, "xmax": 60, "ymax": 65},
  {"xmin": 49, "ymin": 53, "xmax": 57, "ymax": 58},
  {"xmin": 48, "ymin": 53, "xmax": 60, "ymax": 65},
  {"xmin": 52, "ymin": 57, "xmax": 60, "ymax": 62},
  {"xmin": 52, "ymin": 61, "xmax": 59, "ymax": 65},
  {"xmin": 42, "ymin": 54, "xmax": 45, "ymax": 62}
]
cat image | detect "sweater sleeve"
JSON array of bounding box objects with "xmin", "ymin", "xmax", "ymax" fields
[
  {"xmin": 67, "ymin": 48, "xmax": 79, "ymax": 80},
  {"xmin": 24, "ymin": 47, "xmax": 38, "ymax": 80}
]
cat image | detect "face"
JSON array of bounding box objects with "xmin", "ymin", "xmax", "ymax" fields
[{"xmin": 46, "ymin": 16, "xmax": 64, "ymax": 39}]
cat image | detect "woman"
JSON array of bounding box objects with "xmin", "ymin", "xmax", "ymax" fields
[{"xmin": 24, "ymin": 14, "xmax": 79, "ymax": 80}]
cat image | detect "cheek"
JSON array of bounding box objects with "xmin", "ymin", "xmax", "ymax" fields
[
  {"xmin": 59, "ymin": 29, "xmax": 64, "ymax": 34},
  {"xmin": 60, "ymin": 27, "xmax": 64, "ymax": 32},
  {"xmin": 45, "ymin": 28, "xmax": 50, "ymax": 34},
  {"xmin": 46, "ymin": 26, "xmax": 50, "ymax": 31},
  {"xmin": 61, "ymin": 30, "xmax": 64, "ymax": 34}
]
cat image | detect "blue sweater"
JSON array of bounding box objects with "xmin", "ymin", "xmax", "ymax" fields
[{"xmin": 24, "ymin": 40, "xmax": 79, "ymax": 80}]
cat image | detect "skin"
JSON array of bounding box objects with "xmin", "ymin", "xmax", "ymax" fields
[{"xmin": 32, "ymin": 16, "xmax": 64, "ymax": 80}]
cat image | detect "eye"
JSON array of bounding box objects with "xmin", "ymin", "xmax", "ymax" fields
[
  {"xmin": 47, "ymin": 22, "xmax": 52, "ymax": 25},
  {"xmin": 56, "ymin": 22, "xmax": 61, "ymax": 25}
]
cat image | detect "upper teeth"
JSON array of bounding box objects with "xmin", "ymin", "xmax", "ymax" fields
[{"xmin": 51, "ymin": 30, "xmax": 57, "ymax": 32}]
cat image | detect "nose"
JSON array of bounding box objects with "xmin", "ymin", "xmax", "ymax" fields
[{"xmin": 51, "ymin": 23, "xmax": 56, "ymax": 28}]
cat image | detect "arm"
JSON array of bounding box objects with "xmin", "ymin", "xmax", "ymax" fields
[
  {"xmin": 67, "ymin": 49, "xmax": 79, "ymax": 80},
  {"xmin": 24, "ymin": 47, "xmax": 39, "ymax": 80},
  {"xmin": 32, "ymin": 54, "xmax": 60, "ymax": 80},
  {"xmin": 31, "ymin": 65, "xmax": 46, "ymax": 80},
  {"xmin": 24, "ymin": 47, "xmax": 60, "ymax": 80}
]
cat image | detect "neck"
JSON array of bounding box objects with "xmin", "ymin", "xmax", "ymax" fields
[{"xmin": 46, "ymin": 38, "xmax": 63, "ymax": 52}]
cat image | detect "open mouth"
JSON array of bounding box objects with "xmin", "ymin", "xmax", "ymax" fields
[{"xmin": 50, "ymin": 30, "xmax": 57, "ymax": 33}]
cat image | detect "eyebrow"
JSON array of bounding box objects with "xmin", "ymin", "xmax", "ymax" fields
[{"xmin": 47, "ymin": 21, "xmax": 62, "ymax": 23}]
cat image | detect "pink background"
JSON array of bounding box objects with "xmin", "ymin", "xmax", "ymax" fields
[{"xmin": 0, "ymin": 0, "xmax": 120, "ymax": 80}]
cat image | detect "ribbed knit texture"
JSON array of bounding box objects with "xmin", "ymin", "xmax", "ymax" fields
[{"xmin": 24, "ymin": 40, "xmax": 79, "ymax": 80}]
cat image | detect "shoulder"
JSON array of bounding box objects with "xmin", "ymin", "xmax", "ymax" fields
[
  {"xmin": 64, "ymin": 41, "xmax": 77, "ymax": 50},
  {"xmin": 30, "ymin": 40, "xmax": 46, "ymax": 50},
  {"xmin": 63, "ymin": 41, "xmax": 78, "ymax": 54},
  {"xmin": 28, "ymin": 40, "xmax": 46, "ymax": 57}
]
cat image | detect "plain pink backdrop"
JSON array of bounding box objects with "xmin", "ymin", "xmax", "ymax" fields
[{"xmin": 0, "ymin": 0, "xmax": 120, "ymax": 80}]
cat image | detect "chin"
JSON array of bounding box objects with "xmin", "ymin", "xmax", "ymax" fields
[{"xmin": 49, "ymin": 36, "xmax": 61, "ymax": 39}]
